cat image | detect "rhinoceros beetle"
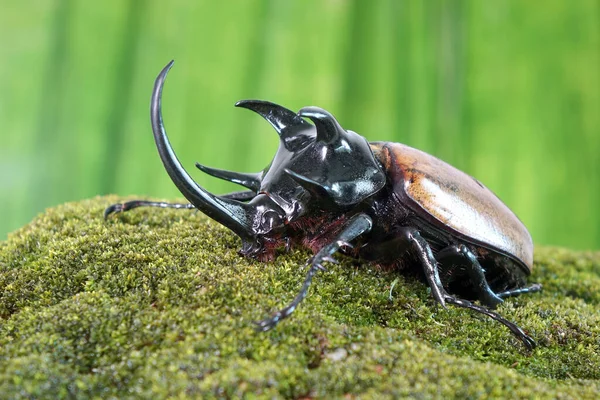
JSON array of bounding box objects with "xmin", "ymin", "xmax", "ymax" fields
[{"xmin": 106, "ymin": 61, "xmax": 542, "ymax": 349}]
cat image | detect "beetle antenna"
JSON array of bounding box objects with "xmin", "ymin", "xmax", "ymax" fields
[{"xmin": 298, "ymin": 106, "xmax": 345, "ymax": 143}]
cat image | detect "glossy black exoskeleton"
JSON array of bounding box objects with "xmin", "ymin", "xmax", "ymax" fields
[{"xmin": 106, "ymin": 61, "xmax": 541, "ymax": 349}]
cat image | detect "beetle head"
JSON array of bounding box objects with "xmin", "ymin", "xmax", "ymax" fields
[
  {"xmin": 150, "ymin": 61, "xmax": 287, "ymax": 245},
  {"xmin": 150, "ymin": 61, "xmax": 386, "ymax": 246}
]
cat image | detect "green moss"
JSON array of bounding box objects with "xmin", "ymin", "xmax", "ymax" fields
[{"xmin": 1, "ymin": 196, "xmax": 599, "ymax": 399}]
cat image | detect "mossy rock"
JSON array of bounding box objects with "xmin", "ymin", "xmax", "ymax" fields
[{"xmin": 1, "ymin": 196, "xmax": 599, "ymax": 399}]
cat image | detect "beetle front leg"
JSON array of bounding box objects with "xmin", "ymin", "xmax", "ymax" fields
[
  {"xmin": 255, "ymin": 213, "xmax": 373, "ymax": 331},
  {"xmin": 104, "ymin": 200, "xmax": 195, "ymax": 219},
  {"xmin": 104, "ymin": 190, "xmax": 257, "ymax": 219}
]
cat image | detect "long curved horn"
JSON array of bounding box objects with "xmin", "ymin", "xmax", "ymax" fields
[
  {"xmin": 151, "ymin": 61, "xmax": 256, "ymax": 240},
  {"xmin": 297, "ymin": 106, "xmax": 344, "ymax": 143}
]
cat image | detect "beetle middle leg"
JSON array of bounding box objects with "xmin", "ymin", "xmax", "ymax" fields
[
  {"xmin": 255, "ymin": 213, "xmax": 373, "ymax": 331},
  {"xmin": 435, "ymin": 245, "xmax": 542, "ymax": 303},
  {"xmin": 104, "ymin": 190, "xmax": 257, "ymax": 219},
  {"xmin": 362, "ymin": 227, "xmax": 449, "ymax": 307}
]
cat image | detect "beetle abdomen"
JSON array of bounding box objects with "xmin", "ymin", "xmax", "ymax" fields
[{"xmin": 371, "ymin": 142, "xmax": 533, "ymax": 274}]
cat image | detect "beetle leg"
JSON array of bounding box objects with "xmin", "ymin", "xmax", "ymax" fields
[
  {"xmin": 496, "ymin": 283, "xmax": 542, "ymax": 299},
  {"xmin": 104, "ymin": 190, "xmax": 257, "ymax": 219},
  {"xmin": 255, "ymin": 213, "xmax": 373, "ymax": 331},
  {"xmin": 104, "ymin": 200, "xmax": 195, "ymax": 219},
  {"xmin": 361, "ymin": 227, "xmax": 449, "ymax": 307},
  {"xmin": 436, "ymin": 244, "xmax": 503, "ymax": 308},
  {"xmin": 362, "ymin": 228, "xmax": 536, "ymax": 348},
  {"xmin": 403, "ymin": 230, "xmax": 536, "ymax": 349},
  {"xmin": 392, "ymin": 227, "xmax": 450, "ymax": 308},
  {"xmin": 443, "ymin": 297, "xmax": 536, "ymax": 350},
  {"xmin": 401, "ymin": 233, "xmax": 536, "ymax": 349}
]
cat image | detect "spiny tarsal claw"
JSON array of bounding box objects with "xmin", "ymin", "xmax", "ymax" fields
[
  {"xmin": 254, "ymin": 318, "xmax": 277, "ymax": 332},
  {"xmin": 321, "ymin": 255, "xmax": 338, "ymax": 264},
  {"xmin": 337, "ymin": 240, "xmax": 354, "ymax": 249},
  {"xmin": 314, "ymin": 263, "xmax": 327, "ymax": 272},
  {"xmin": 305, "ymin": 259, "xmax": 327, "ymax": 272},
  {"xmin": 104, "ymin": 204, "xmax": 123, "ymax": 219}
]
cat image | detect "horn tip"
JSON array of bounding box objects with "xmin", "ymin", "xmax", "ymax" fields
[
  {"xmin": 234, "ymin": 99, "xmax": 264, "ymax": 110},
  {"xmin": 156, "ymin": 60, "xmax": 175, "ymax": 83},
  {"xmin": 297, "ymin": 106, "xmax": 332, "ymax": 120},
  {"xmin": 235, "ymin": 99, "xmax": 275, "ymax": 109},
  {"xmin": 164, "ymin": 59, "xmax": 175, "ymax": 72}
]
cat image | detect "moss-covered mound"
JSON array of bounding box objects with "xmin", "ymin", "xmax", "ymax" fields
[{"xmin": 1, "ymin": 197, "xmax": 599, "ymax": 399}]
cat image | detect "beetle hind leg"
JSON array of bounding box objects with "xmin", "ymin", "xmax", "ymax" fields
[
  {"xmin": 496, "ymin": 283, "xmax": 542, "ymax": 299},
  {"xmin": 436, "ymin": 244, "xmax": 503, "ymax": 308},
  {"xmin": 443, "ymin": 297, "xmax": 536, "ymax": 350},
  {"xmin": 369, "ymin": 227, "xmax": 536, "ymax": 349}
]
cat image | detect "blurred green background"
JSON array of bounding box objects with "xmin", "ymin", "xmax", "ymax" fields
[{"xmin": 1, "ymin": 0, "xmax": 598, "ymax": 250}]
